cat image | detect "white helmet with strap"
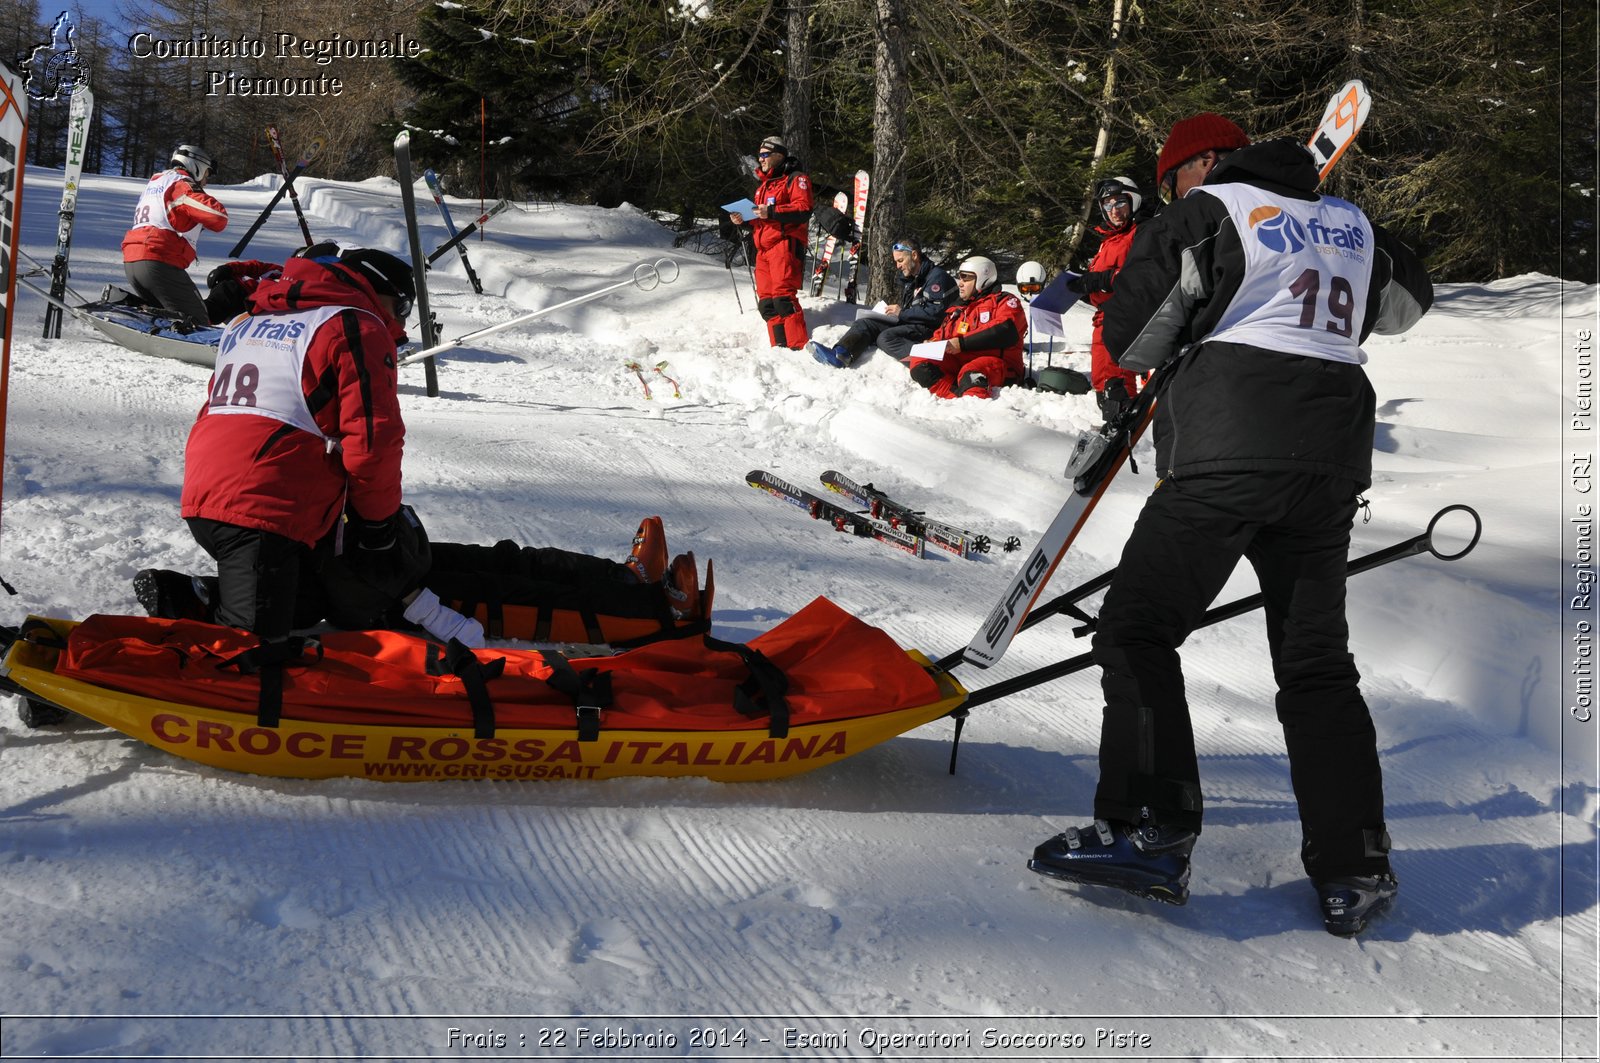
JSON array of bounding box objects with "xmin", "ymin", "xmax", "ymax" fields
[{"xmin": 170, "ymin": 144, "xmax": 216, "ymax": 184}]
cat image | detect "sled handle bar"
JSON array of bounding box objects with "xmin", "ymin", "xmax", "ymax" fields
[
  {"xmin": 398, "ymin": 257, "xmax": 680, "ymax": 367},
  {"xmin": 957, "ymin": 504, "xmax": 1482, "ymax": 710}
]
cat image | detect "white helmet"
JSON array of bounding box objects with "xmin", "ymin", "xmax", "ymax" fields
[
  {"xmin": 1096, "ymin": 176, "xmax": 1142, "ymax": 224},
  {"xmin": 170, "ymin": 144, "xmax": 216, "ymax": 184},
  {"xmin": 956, "ymin": 256, "xmax": 997, "ymax": 291},
  {"xmin": 1017, "ymin": 260, "xmax": 1043, "ymax": 299}
]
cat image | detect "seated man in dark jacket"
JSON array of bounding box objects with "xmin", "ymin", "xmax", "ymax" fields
[{"xmin": 810, "ymin": 236, "xmax": 956, "ymax": 367}]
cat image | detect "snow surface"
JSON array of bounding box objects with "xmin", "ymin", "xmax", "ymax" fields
[{"xmin": 0, "ymin": 165, "xmax": 1595, "ymax": 1061}]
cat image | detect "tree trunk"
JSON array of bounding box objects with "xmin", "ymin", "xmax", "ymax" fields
[
  {"xmin": 867, "ymin": 0, "xmax": 910, "ymax": 304},
  {"xmin": 1069, "ymin": 0, "xmax": 1126, "ymax": 258},
  {"xmin": 782, "ymin": 0, "xmax": 811, "ymax": 163}
]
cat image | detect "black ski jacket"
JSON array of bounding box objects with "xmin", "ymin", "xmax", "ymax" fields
[
  {"xmin": 894, "ymin": 257, "xmax": 958, "ymax": 332},
  {"xmin": 1102, "ymin": 138, "xmax": 1433, "ymax": 487}
]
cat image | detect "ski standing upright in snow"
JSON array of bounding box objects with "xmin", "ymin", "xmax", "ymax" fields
[
  {"xmin": 953, "ymin": 80, "xmax": 1371, "ymax": 673},
  {"xmin": 423, "ymin": 169, "xmax": 484, "ymax": 295},
  {"xmin": 809, "ymin": 189, "xmax": 849, "ymax": 297},
  {"xmin": 42, "ymin": 82, "xmax": 91, "ymax": 339},
  {"xmin": 393, "ymin": 131, "xmax": 440, "ymax": 397},
  {"xmin": 227, "ymin": 134, "xmax": 324, "ymax": 259},
  {"xmin": 264, "ymin": 125, "xmax": 315, "ymax": 247},
  {"xmin": 842, "ymin": 170, "xmax": 869, "ymax": 303}
]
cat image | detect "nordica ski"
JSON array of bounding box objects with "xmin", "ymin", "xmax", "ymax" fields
[
  {"xmin": 393, "ymin": 131, "xmax": 440, "ymax": 397},
  {"xmin": 952, "ymin": 80, "xmax": 1370, "ymax": 672},
  {"xmin": 842, "ymin": 169, "xmax": 869, "ymax": 303},
  {"xmin": 422, "ymin": 169, "xmax": 484, "ymax": 295},
  {"xmin": 809, "ymin": 189, "xmax": 849, "ymax": 297},
  {"xmin": 265, "ymin": 125, "xmax": 315, "ymax": 246},
  {"xmin": 228, "ymin": 133, "xmax": 325, "ymax": 258},
  {"xmin": 426, "ymin": 199, "xmax": 511, "ymax": 265},
  {"xmin": 747, "ymin": 470, "xmax": 924, "ymax": 558},
  {"xmin": 42, "ymin": 82, "xmax": 91, "ymax": 339},
  {"xmin": 819, "ymin": 471, "xmax": 1013, "ymax": 560}
]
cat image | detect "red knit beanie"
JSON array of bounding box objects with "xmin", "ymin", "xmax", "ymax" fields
[{"xmin": 1155, "ymin": 113, "xmax": 1251, "ymax": 188}]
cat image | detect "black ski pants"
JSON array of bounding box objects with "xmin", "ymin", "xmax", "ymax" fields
[
  {"xmin": 838, "ymin": 318, "xmax": 931, "ymax": 362},
  {"xmin": 124, "ymin": 259, "xmax": 212, "ymax": 325},
  {"xmin": 187, "ymin": 518, "xmax": 326, "ymax": 638},
  {"xmin": 1089, "ymin": 470, "xmax": 1392, "ymax": 879}
]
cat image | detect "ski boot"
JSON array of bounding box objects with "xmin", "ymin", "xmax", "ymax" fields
[
  {"xmin": 1314, "ymin": 873, "xmax": 1397, "ymax": 936},
  {"xmin": 1029, "ymin": 814, "xmax": 1197, "ymax": 905}
]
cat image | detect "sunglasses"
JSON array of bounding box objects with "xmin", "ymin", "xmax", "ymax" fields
[
  {"xmin": 892, "ymin": 242, "xmax": 917, "ymax": 253},
  {"xmin": 956, "ymin": 271, "xmax": 978, "ymax": 282},
  {"xmin": 1019, "ymin": 282, "xmax": 1043, "ymax": 294},
  {"xmin": 393, "ymin": 294, "xmax": 414, "ymax": 319},
  {"xmin": 1100, "ymin": 195, "xmax": 1131, "ymax": 209},
  {"xmin": 757, "ymin": 151, "xmax": 776, "ymax": 158}
]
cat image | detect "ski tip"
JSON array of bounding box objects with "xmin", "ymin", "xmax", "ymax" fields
[{"xmin": 394, "ymin": 130, "xmax": 411, "ymax": 148}]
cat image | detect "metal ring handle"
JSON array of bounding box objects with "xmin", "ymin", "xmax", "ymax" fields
[{"xmin": 1423, "ymin": 504, "xmax": 1482, "ymax": 561}]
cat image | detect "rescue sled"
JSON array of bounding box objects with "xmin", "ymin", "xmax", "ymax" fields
[
  {"xmin": 76, "ymin": 301, "xmax": 221, "ymax": 366},
  {"xmin": 0, "ymin": 597, "xmax": 968, "ymax": 783}
]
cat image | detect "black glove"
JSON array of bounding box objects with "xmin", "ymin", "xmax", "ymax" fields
[
  {"xmin": 206, "ymin": 265, "xmax": 233, "ymax": 288},
  {"xmin": 354, "ymin": 512, "xmax": 400, "ymax": 553},
  {"xmin": 1067, "ymin": 270, "xmax": 1114, "ymax": 295}
]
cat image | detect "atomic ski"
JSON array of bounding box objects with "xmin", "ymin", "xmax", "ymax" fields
[
  {"xmin": 819, "ymin": 471, "xmax": 1009, "ymax": 560},
  {"xmin": 952, "ymin": 81, "xmax": 1371, "ymax": 673},
  {"xmin": 809, "ymin": 189, "xmax": 849, "ymax": 297},
  {"xmin": 842, "ymin": 169, "xmax": 869, "ymax": 303},
  {"xmin": 228, "ymin": 133, "xmax": 325, "ymax": 258},
  {"xmin": 42, "ymin": 82, "xmax": 91, "ymax": 338},
  {"xmin": 423, "ymin": 169, "xmax": 484, "ymax": 294},
  {"xmin": 426, "ymin": 199, "xmax": 511, "ymax": 265},
  {"xmin": 747, "ymin": 470, "xmax": 924, "ymax": 558},
  {"xmin": 264, "ymin": 125, "xmax": 315, "ymax": 246}
]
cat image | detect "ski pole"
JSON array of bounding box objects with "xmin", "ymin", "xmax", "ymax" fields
[
  {"xmin": 726, "ymin": 258, "xmax": 744, "ymax": 313},
  {"xmin": 398, "ymin": 258, "xmax": 680, "ymax": 367},
  {"xmin": 956, "ymin": 504, "xmax": 1482, "ymax": 708}
]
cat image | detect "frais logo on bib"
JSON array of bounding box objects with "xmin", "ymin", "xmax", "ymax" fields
[{"xmin": 1247, "ymin": 205, "xmax": 1368, "ymax": 256}]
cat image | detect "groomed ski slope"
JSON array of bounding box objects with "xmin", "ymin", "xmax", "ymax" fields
[{"xmin": 0, "ymin": 165, "xmax": 1594, "ymax": 1061}]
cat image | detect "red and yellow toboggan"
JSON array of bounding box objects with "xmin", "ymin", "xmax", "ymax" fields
[{"xmin": 0, "ymin": 598, "xmax": 967, "ymax": 783}]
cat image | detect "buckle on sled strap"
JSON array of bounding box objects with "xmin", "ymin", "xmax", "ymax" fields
[
  {"xmin": 703, "ymin": 635, "xmax": 791, "ymax": 739},
  {"xmin": 539, "ymin": 651, "xmax": 614, "ymax": 741},
  {"xmin": 426, "ymin": 640, "xmax": 507, "ymax": 739},
  {"xmin": 219, "ymin": 636, "xmax": 325, "ymax": 728}
]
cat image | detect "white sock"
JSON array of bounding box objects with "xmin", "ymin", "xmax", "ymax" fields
[{"xmin": 402, "ymin": 587, "xmax": 487, "ymax": 648}]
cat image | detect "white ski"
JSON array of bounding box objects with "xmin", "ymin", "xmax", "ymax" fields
[
  {"xmin": 43, "ymin": 82, "xmax": 91, "ymax": 338},
  {"xmin": 954, "ymin": 82, "xmax": 1371, "ymax": 672}
]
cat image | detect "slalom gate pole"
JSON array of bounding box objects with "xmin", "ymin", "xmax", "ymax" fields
[
  {"xmin": 953, "ymin": 504, "xmax": 1482, "ymax": 711},
  {"xmin": 398, "ymin": 258, "xmax": 680, "ymax": 367}
]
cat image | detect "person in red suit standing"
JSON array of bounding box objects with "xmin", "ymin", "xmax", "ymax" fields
[
  {"xmin": 729, "ymin": 136, "xmax": 812, "ymax": 349},
  {"xmin": 120, "ymin": 144, "xmax": 229, "ymax": 324},
  {"xmin": 1069, "ymin": 176, "xmax": 1149, "ymax": 421},
  {"xmin": 907, "ymin": 256, "xmax": 1028, "ymax": 399}
]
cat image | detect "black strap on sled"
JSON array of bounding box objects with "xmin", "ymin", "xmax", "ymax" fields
[
  {"xmin": 704, "ymin": 635, "xmax": 791, "ymax": 738},
  {"xmin": 539, "ymin": 651, "xmax": 613, "ymax": 741},
  {"xmin": 218, "ymin": 636, "xmax": 324, "ymax": 729},
  {"xmin": 425, "ymin": 640, "xmax": 506, "ymax": 739}
]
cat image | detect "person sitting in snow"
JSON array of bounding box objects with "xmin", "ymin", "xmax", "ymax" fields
[
  {"xmin": 809, "ymin": 235, "xmax": 957, "ymax": 368},
  {"xmin": 906, "ymin": 256, "xmax": 1028, "ymax": 399},
  {"xmin": 121, "ymin": 144, "xmax": 229, "ymax": 325}
]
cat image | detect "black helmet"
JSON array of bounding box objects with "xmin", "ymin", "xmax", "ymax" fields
[
  {"xmin": 170, "ymin": 144, "xmax": 216, "ymax": 183},
  {"xmin": 339, "ymin": 248, "xmax": 416, "ymax": 310}
]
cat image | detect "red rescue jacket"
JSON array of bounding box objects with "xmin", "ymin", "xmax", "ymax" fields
[
  {"xmin": 180, "ymin": 257, "xmax": 407, "ymax": 547},
  {"xmin": 749, "ymin": 166, "xmax": 812, "ymax": 253},
  {"xmin": 932, "ymin": 286, "xmax": 1029, "ymax": 383},
  {"xmin": 121, "ymin": 168, "xmax": 229, "ymax": 269}
]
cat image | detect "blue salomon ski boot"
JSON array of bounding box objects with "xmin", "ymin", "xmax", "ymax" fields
[
  {"xmin": 1314, "ymin": 873, "xmax": 1397, "ymax": 936},
  {"xmin": 1029, "ymin": 815, "xmax": 1197, "ymax": 905},
  {"xmin": 808, "ymin": 340, "xmax": 847, "ymax": 368}
]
